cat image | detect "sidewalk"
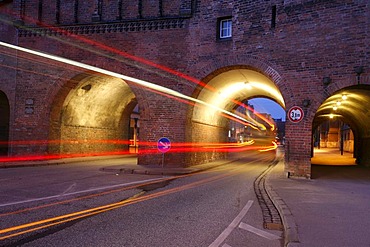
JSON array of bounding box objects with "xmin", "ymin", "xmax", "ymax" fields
[{"xmin": 267, "ymin": 148, "xmax": 370, "ymax": 246}]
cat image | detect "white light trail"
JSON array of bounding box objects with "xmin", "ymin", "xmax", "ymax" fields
[{"xmin": 0, "ymin": 41, "xmax": 258, "ymax": 128}]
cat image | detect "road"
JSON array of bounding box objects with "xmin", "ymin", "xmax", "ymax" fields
[{"xmin": 0, "ymin": 152, "xmax": 283, "ymax": 247}]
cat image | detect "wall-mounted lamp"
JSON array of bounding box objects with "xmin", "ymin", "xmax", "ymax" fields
[
  {"xmin": 355, "ymin": 66, "xmax": 364, "ymax": 85},
  {"xmin": 81, "ymin": 84, "xmax": 92, "ymax": 91},
  {"xmin": 302, "ymin": 99, "xmax": 311, "ymax": 107},
  {"xmin": 323, "ymin": 77, "xmax": 332, "ymax": 86}
]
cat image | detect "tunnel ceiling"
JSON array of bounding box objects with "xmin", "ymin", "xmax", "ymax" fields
[
  {"xmin": 192, "ymin": 69, "xmax": 285, "ymax": 126},
  {"xmin": 314, "ymin": 85, "xmax": 370, "ymax": 138},
  {"xmin": 62, "ymin": 75, "xmax": 136, "ymax": 129}
]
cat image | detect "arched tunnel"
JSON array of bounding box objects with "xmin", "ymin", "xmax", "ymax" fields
[
  {"xmin": 49, "ymin": 67, "xmax": 286, "ymax": 167},
  {"xmin": 187, "ymin": 67, "xmax": 285, "ymax": 165},
  {"xmin": 313, "ymin": 85, "xmax": 370, "ymax": 166},
  {"xmin": 50, "ymin": 74, "xmax": 137, "ymax": 156}
]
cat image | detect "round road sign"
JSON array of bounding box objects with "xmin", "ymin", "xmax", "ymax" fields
[
  {"xmin": 157, "ymin": 137, "xmax": 171, "ymax": 153},
  {"xmin": 288, "ymin": 106, "xmax": 304, "ymax": 123}
]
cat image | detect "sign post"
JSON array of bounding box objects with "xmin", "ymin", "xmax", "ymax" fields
[
  {"xmin": 157, "ymin": 137, "xmax": 171, "ymax": 168},
  {"xmin": 287, "ymin": 106, "xmax": 304, "ymax": 123}
]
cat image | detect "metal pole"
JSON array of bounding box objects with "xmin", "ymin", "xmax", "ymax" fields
[{"xmin": 162, "ymin": 153, "xmax": 164, "ymax": 168}]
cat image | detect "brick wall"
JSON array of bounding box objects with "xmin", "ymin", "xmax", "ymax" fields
[{"xmin": 0, "ymin": 0, "xmax": 368, "ymax": 177}]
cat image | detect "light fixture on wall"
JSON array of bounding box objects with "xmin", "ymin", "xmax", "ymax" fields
[
  {"xmin": 355, "ymin": 66, "xmax": 364, "ymax": 85},
  {"xmin": 323, "ymin": 77, "xmax": 332, "ymax": 87},
  {"xmin": 81, "ymin": 84, "xmax": 92, "ymax": 91},
  {"xmin": 302, "ymin": 99, "xmax": 311, "ymax": 107}
]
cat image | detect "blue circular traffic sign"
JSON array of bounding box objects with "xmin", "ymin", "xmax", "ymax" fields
[{"xmin": 157, "ymin": 137, "xmax": 171, "ymax": 153}]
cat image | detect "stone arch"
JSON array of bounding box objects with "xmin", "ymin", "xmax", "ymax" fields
[
  {"xmin": 0, "ymin": 90, "xmax": 10, "ymax": 156},
  {"xmin": 313, "ymin": 84, "xmax": 370, "ymax": 166},
  {"xmin": 185, "ymin": 56, "xmax": 287, "ymax": 165},
  {"xmin": 192, "ymin": 55, "xmax": 289, "ymax": 105},
  {"xmin": 49, "ymin": 71, "xmax": 139, "ymax": 156}
]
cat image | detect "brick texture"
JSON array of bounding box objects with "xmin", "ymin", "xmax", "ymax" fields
[{"xmin": 0, "ymin": 0, "xmax": 368, "ymax": 177}]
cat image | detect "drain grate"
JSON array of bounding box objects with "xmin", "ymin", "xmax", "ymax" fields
[{"xmin": 254, "ymin": 162, "xmax": 283, "ymax": 230}]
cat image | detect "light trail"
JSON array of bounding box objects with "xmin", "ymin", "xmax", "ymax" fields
[
  {"xmin": 0, "ymin": 41, "xmax": 258, "ymax": 129},
  {"xmin": 0, "ymin": 138, "xmax": 278, "ymax": 162},
  {"xmin": 0, "ymin": 166, "xmax": 247, "ymax": 241},
  {"xmin": 258, "ymin": 141, "xmax": 278, "ymax": 152},
  {"xmin": 0, "ymin": 9, "xmax": 278, "ymax": 129},
  {"xmin": 0, "ymin": 164, "xmax": 235, "ymax": 217}
]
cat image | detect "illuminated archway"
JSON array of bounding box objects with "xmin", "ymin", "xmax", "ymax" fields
[
  {"xmin": 50, "ymin": 73, "xmax": 137, "ymax": 156},
  {"xmin": 187, "ymin": 67, "xmax": 285, "ymax": 164},
  {"xmin": 313, "ymin": 85, "xmax": 370, "ymax": 167}
]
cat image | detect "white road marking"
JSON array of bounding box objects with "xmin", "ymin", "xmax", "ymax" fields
[
  {"xmin": 61, "ymin": 183, "xmax": 77, "ymax": 195},
  {"xmin": 209, "ymin": 200, "xmax": 254, "ymax": 247},
  {"xmin": 0, "ymin": 177, "xmax": 167, "ymax": 207},
  {"xmin": 222, "ymin": 244, "xmax": 232, "ymax": 247},
  {"xmin": 239, "ymin": 222, "xmax": 281, "ymax": 240}
]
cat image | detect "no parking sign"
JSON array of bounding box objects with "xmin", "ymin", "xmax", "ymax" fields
[{"xmin": 288, "ymin": 106, "xmax": 304, "ymax": 123}]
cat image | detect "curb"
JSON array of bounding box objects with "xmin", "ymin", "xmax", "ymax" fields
[
  {"xmin": 100, "ymin": 159, "xmax": 238, "ymax": 176},
  {"xmin": 265, "ymin": 160, "xmax": 300, "ymax": 247},
  {"xmin": 0, "ymin": 155, "xmax": 136, "ymax": 169}
]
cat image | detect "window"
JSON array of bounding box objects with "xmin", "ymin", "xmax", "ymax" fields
[{"xmin": 219, "ymin": 18, "xmax": 232, "ymax": 39}]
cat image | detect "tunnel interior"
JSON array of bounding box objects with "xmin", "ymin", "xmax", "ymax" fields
[
  {"xmin": 188, "ymin": 67, "xmax": 285, "ymax": 164},
  {"xmin": 0, "ymin": 90, "xmax": 9, "ymax": 156},
  {"xmin": 313, "ymin": 85, "xmax": 370, "ymax": 166},
  {"xmin": 57, "ymin": 75, "xmax": 137, "ymax": 155}
]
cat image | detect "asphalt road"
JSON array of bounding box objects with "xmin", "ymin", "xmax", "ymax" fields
[{"xmin": 0, "ymin": 153, "xmax": 283, "ymax": 247}]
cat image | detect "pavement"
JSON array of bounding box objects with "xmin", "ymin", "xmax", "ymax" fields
[{"xmin": 1, "ymin": 148, "xmax": 370, "ymax": 247}]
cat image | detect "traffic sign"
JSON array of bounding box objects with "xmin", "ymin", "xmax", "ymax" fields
[
  {"xmin": 157, "ymin": 137, "xmax": 171, "ymax": 153},
  {"xmin": 288, "ymin": 106, "xmax": 304, "ymax": 123}
]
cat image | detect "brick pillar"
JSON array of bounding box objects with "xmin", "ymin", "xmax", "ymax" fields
[
  {"xmin": 284, "ymin": 120, "xmax": 312, "ymax": 178},
  {"xmin": 137, "ymin": 94, "xmax": 187, "ymax": 167}
]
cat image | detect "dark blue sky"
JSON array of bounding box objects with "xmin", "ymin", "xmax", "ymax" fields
[{"xmin": 248, "ymin": 98, "xmax": 286, "ymax": 121}]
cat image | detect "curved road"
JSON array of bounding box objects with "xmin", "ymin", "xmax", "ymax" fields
[{"xmin": 0, "ymin": 152, "xmax": 283, "ymax": 247}]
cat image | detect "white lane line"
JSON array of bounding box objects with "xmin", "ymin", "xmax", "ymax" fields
[
  {"xmin": 0, "ymin": 177, "xmax": 167, "ymax": 207},
  {"xmin": 222, "ymin": 244, "xmax": 232, "ymax": 247},
  {"xmin": 239, "ymin": 222, "xmax": 281, "ymax": 240},
  {"xmin": 209, "ymin": 200, "xmax": 254, "ymax": 247},
  {"xmin": 61, "ymin": 183, "xmax": 77, "ymax": 195}
]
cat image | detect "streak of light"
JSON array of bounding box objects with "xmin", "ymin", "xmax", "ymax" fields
[
  {"xmin": 0, "ymin": 164, "xmax": 234, "ymax": 217},
  {"xmin": 0, "ymin": 138, "xmax": 276, "ymax": 162},
  {"xmin": 258, "ymin": 141, "xmax": 278, "ymax": 152},
  {"xmin": 0, "ymin": 10, "xmax": 280, "ymax": 128},
  {"xmin": 0, "ymin": 167, "xmax": 244, "ymax": 240},
  {"xmin": 0, "ymin": 41, "xmax": 259, "ymax": 129}
]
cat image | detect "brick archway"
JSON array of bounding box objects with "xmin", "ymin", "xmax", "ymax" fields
[
  {"xmin": 48, "ymin": 72, "xmax": 138, "ymax": 156},
  {"xmin": 185, "ymin": 58, "xmax": 287, "ymax": 166}
]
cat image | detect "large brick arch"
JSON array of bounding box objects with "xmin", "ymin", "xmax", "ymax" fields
[
  {"xmin": 48, "ymin": 71, "xmax": 140, "ymax": 155},
  {"xmin": 185, "ymin": 55, "xmax": 288, "ymax": 165},
  {"xmin": 193, "ymin": 55, "xmax": 290, "ymax": 106},
  {"xmin": 48, "ymin": 72, "xmax": 92, "ymax": 153}
]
